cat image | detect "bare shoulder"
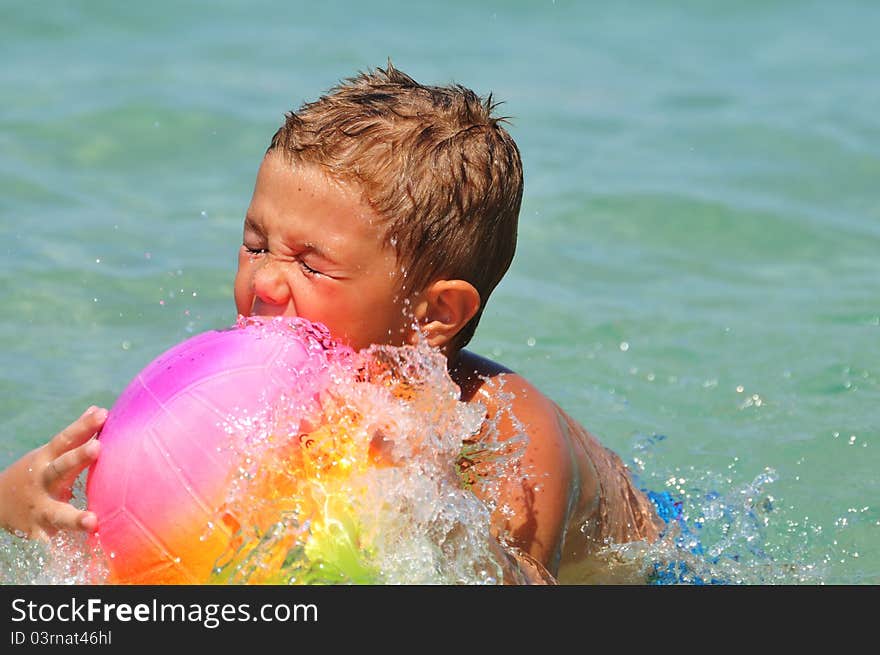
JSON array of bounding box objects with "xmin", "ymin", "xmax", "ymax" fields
[
  {"xmin": 451, "ymin": 349, "xmax": 545, "ymax": 402},
  {"xmin": 450, "ymin": 349, "xmax": 662, "ymax": 579},
  {"xmin": 451, "ymin": 349, "xmax": 566, "ymax": 447},
  {"xmin": 450, "ymin": 350, "xmax": 580, "ymax": 570}
]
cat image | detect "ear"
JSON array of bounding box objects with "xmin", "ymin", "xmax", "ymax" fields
[{"xmin": 410, "ymin": 280, "xmax": 481, "ymax": 351}]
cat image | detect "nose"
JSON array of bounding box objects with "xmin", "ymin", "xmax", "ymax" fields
[{"xmin": 251, "ymin": 258, "xmax": 291, "ymax": 311}]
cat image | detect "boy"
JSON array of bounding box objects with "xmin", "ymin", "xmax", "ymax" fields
[{"xmin": 0, "ymin": 63, "xmax": 662, "ymax": 583}]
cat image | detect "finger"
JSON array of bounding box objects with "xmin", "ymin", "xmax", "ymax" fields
[
  {"xmin": 44, "ymin": 438, "xmax": 101, "ymax": 492},
  {"xmin": 42, "ymin": 502, "xmax": 98, "ymax": 535},
  {"xmin": 48, "ymin": 406, "xmax": 108, "ymax": 458}
]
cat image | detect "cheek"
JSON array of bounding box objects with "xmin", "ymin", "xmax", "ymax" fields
[{"xmin": 233, "ymin": 261, "xmax": 252, "ymax": 314}]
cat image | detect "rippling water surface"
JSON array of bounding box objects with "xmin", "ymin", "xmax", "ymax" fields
[{"xmin": 1, "ymin": 1, "xmax": 877, "ymax": 584}]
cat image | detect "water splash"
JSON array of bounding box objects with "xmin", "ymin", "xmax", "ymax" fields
[
  {"xmin": 606, "ymin": 433, "xmax": 825, "ymax": 585},
  {"xmin": 208, "ymin": 339, "xmax": 521, "ymax": 585},
  {"xmin": 0, "ymin": 341, "xmax": 826, "ymax": 585}
]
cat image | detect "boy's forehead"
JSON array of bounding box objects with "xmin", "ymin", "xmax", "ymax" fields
[
  {"xmin": 257, "ymin": 152, "xmax": 375, "ymax": 216},
  {"xmin": 250, "ymin": 152, "xmax": 395, "ymax": 252}
]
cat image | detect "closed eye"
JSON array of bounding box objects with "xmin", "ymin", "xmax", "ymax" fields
[
  {"xmin": 242, "ymin": 240, "xmax": 329, "ymax": 278},
  {"xmin": 298, "ymin": 257, "xmax": 323, "ymax": 277}
]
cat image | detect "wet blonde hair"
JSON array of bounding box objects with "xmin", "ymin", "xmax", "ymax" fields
[{"xmin": 267, "ymin": 62, "xmax": 523, "ymax": 348}]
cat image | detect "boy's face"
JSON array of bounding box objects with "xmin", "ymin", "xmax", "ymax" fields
[{"xmin": 234, "ymin": 152, "xmax": 415, "ymax": 351}]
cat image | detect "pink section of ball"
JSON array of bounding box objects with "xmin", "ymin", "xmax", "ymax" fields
[{"xmin": 86, "ymin": 316, "xmax": 342, "ymax": 583}]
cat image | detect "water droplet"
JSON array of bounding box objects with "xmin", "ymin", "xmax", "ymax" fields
[{"xmin": 619, "ymin": 341, "xmax": 629, "ymax": 352}]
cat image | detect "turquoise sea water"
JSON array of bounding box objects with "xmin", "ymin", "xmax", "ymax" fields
[{"xmin": 1, "ymin": 1, "xmax": 877, "ymax": 584}]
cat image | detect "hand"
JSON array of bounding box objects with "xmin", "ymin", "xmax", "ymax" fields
[{"xmin": 0, "ymin": 406, "xmax": 107, "ymax": 540}]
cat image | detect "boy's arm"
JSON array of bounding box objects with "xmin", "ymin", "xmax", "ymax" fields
[
  {"xmin": 0, "ymin": 406, "xmax": 106, "ymax": 540},
  {"xmin": 470, "ymin": 372, "xmax": 579, "ymax": 573}
]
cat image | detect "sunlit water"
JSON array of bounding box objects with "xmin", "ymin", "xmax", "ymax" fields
[{"xmin": 2, "ymin": 1, "xmax": 877, "ymax": 584}]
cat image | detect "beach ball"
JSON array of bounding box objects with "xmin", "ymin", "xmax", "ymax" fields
[{"xmin": 86, "ymin": 316, "xmax": 342, "ymax": 584}]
